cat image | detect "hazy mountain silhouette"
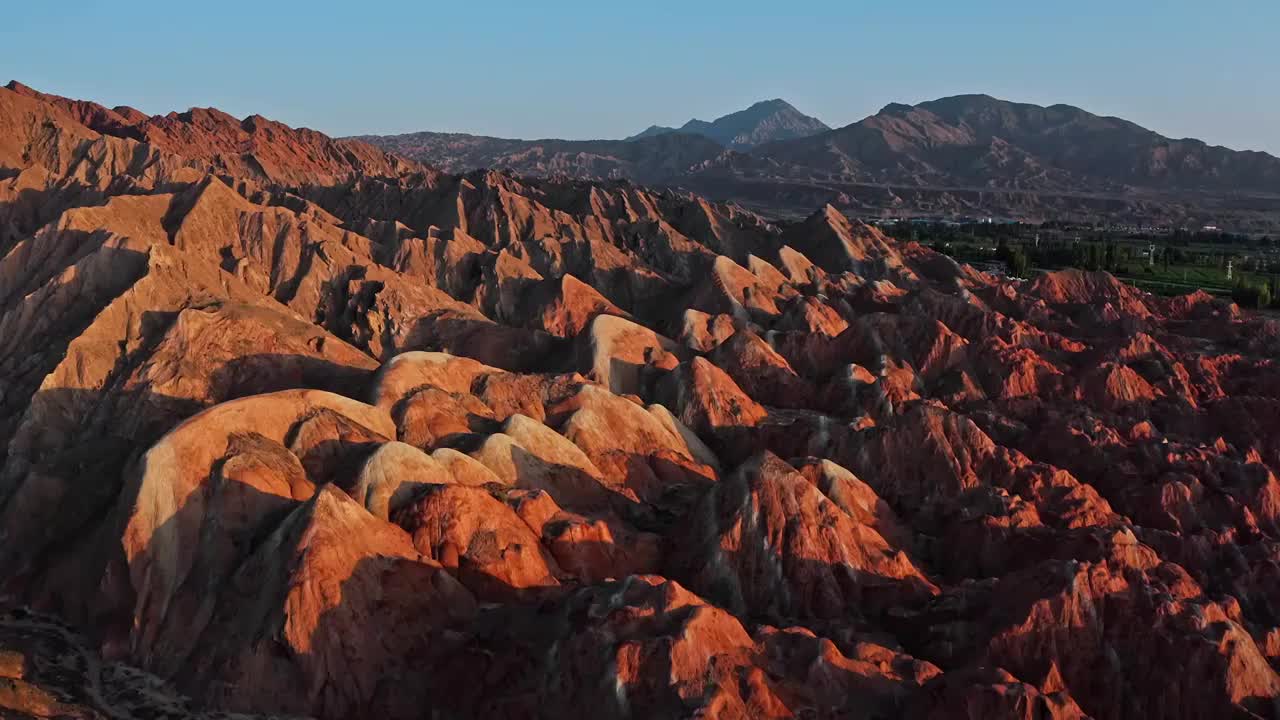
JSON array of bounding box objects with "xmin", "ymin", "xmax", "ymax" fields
[
  {"xmin": 757, "ymin": 94, "xmax": 1280, "ymax": 192},
  {"xmin": 356, "ymin": 94, "xmax": 1280, "ymax": 222},
  {"xmin": 624, "ymin": 98, "xmax": 831, "ymax": 149}
]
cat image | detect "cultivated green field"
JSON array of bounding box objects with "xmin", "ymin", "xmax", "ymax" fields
[{"xmin": 880, "ymin": 220, "xmax": 1280, "ymax": 307}]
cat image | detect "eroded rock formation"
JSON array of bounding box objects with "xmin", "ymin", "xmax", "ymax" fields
[{"xmin": 1, "ymin": 81, "xmax": 1279, "ymax": 720}]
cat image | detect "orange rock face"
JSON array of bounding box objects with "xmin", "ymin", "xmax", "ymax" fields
[
  {"xmin": 673, "ymin": 452, "xmax": 938, "ymax": 620},
  {"xmin": 1, "ymin": 82, "xmax": 1279, "ymax": 720},
  {"xmin": 393, "ymin": 484, "xmax": 562, "ymax": 601}
]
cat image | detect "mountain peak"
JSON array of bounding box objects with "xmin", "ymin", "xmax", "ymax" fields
[
  {"xmin": 746, "ymin": 98, "xmax": 796, "ymax": 111},
  {"xmin": 624, "ymin": 124, "xmax": 681, "ymax": 142},
  {"xmin": 879, "ymin": 102, "xmax": 917, "ymax": 116},
  {"xmin": 626, "ymin": 98, "xmax": 828, "ymax": 150},
  {"xmin": 934, "ymin": 92, "xmax": 1000, "ymax": 103}
]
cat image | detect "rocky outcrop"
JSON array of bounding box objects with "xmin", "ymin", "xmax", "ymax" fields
[
  {"xmin": 673, "ymin": 452, "xmax": 937, "ymax": 620},
  {"xmin": 192, "ymin": 485, "xmax": 476, "ymax": 718},
  {"xmin": 393, "ymin": 484, "xmax": 561, "ymax": 601}
]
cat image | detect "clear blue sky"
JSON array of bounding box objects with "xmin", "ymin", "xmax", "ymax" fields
[{"xmin": 4, "ymin": 1, "xmax": 1277, "ymax": 154}]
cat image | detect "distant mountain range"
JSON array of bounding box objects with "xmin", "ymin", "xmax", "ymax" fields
[
  {"xmin": 623, "ymin": 99, "xmax": 830, "ymax": 150},
  {"xmin": 752, "ymin": 95, "xmax": 1280, "ymax": 192},
  {"xmin": 341, "ymin": 130, "xmax": 727, "ymax": 182},
  {"xmin": 352, "ymin": 94, "xmax": 1280, "ymax": 228},
  {"xmin": 345, "ymin": 98, "xmax": 828, "ymax": 178}
]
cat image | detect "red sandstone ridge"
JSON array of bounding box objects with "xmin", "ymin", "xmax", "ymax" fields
[
  {"xmin": 3, "ymin": 79, "xmax": 419, "ymax": 186},
  {"xmin": 0, "ymin": 81, "xmax": 1278, "ymax": 720}
]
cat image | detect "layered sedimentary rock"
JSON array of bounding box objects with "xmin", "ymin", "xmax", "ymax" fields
[{"xmin": 1, "ymin": 82, "xmax": 1279, "ymax": 720}]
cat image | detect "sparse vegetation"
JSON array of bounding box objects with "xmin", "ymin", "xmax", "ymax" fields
[
  {"xmin": 891, "ymin": 219, "xmax": 1280, "ymax": 306},
  {"xmin": 1232, "ymin": 278, "xmax": 1273, "ymax": 309}
]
